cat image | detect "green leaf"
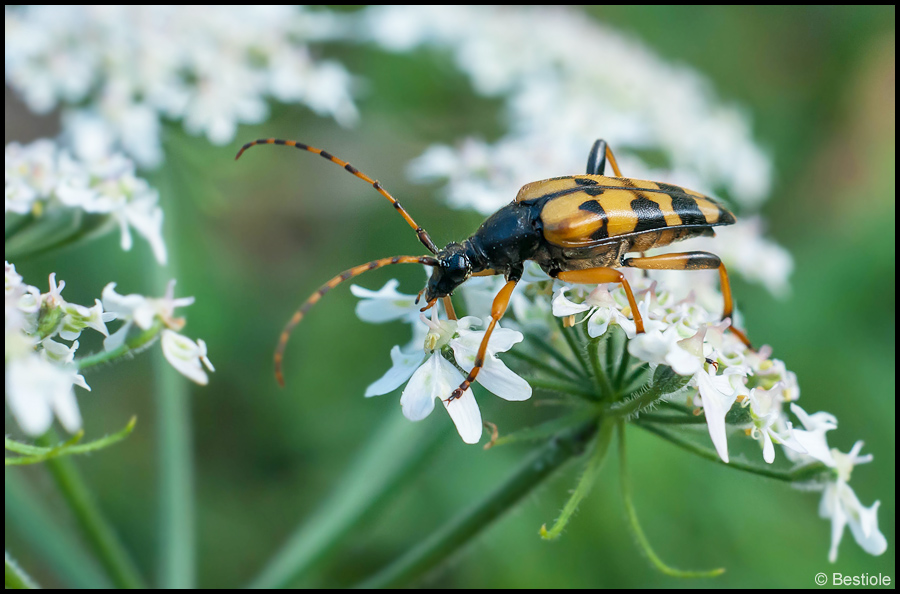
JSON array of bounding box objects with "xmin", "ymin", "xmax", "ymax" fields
[
  {"xmin": 5, "ymin": 417, "xmax": 137, "ymax": 466},
  {"xmin": 651, "ymin": 364, "xmax": 692, "ymax": 395}
]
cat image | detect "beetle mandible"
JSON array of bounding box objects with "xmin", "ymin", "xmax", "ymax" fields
[{"xmin": 236, "ymin": 138, "xmax": 752, "ymax": 401}]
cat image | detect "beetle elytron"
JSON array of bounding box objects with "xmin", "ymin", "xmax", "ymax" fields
[{"xmin": 236, "ymin": 138, "xmax": 752, "ymax": 401}]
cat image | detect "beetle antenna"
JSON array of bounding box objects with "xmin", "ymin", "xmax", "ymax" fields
[
  {"xmin": 274, "ymin": 255, "xmax": 439, "ymax": 387},
  {"xmin": 236, "ymin": 139, "xmax": 440, "ymax": 254}
]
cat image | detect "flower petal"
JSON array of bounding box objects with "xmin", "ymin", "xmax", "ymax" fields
[
  {"xmin": 551, "ymin": 287, "xmax": 591, "ymax": 316},
  {"xmin": 695, "ymin": 369, "xmax": 737, "ymax": 463},
  {"xmin": 443, "ymin": 386, "xmax": 482, "ymax": 444},
  {"xmin": 161, "ymin": 330, "xmax": 212, "ymax": 385},
  {"xmin": 365, "ymin": 345, "xmax": 425, "ymax": 397},
  {"xmin": 400, "ymin": 353, "xmax": 457, "ymax": 421}
]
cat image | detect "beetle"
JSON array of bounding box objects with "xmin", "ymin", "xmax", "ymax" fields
[{"xmin": 236, "ymin": 138, "xmax": 751, "ymax": 400}]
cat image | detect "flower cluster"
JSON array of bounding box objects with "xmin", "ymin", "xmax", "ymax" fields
[
  {"xmin": 5, "ymin": 262, "xmax": 213, "ymax": 437},
  {"xmin": 349, "ymin": 261, "xmax": 884, "ymax": 561},
  {"xmin": 6, "ymin": 139, "xmax": 167, "ymax": 264},
  {"xmin": 5, "ymin": 6, "xmax": 357, "ymax": 167}
]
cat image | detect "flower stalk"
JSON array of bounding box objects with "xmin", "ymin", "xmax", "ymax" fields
[{"xmin": 34, "ymin": 432, "xmax": 146, "ymax": 589}]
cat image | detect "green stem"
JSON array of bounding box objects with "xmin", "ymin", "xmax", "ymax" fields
[
  {"xmin": 618, "ymin": 422, "xmax": 725, "ymax": 578},
  {"xmin": 621, "ymin": 363, "xmax": 650, "ymax": 392},
  {"xmin": 541, "ymin": 418, "xmax": 614, "ymax": 539},
  {"xmin": 505, "ymin": 348, "xmax": 583, "ymax": 385},
  {"xmin": 153, "ymin": 143, "xmax": 195, "ymax": 588},
  {"xmin": 358, "ymin": 422, "xmax": 598, "ymax": 589},
  {"xmin": 587, "ymin": 338, "xmax": 614, "ymax": 399},
  {"xmin": 523, "ymin": 331, "xmax": 588, "ymax": 380},
  {"xmin": 637, "ymin": 412, "xmax": 707, "ymax": 425},
  {"xmin": 76, "ymin": 322, "xmax": 163, "ymax": 371},
  {"xmin": 605, "ymin": 329, "xmax": 617, "ymax": 378},
  {"xmin": 6, "ymin": 417, "xmax": 136, "ymax": 466},
  {"xmin": 607, "ymin": 380, "xmax": 678, "ymax": 419},
  {"xmin": 5, "ymin": 552, "xmax": 37, "ymax": 589},
  {"xmin": 35, "ymin": 433, "xmax": 146, "ymax": 588},
  {"xmin": 636, "ymin": 423, "xmax": 830, "ymax": 482},
  {"xmin": 526, "ymin": 377, "xmax": 597, "ymax": 400},
  {"xmin": 5, "ymin": 472, "xmax": 111, "ymax": 587},
  {"xmin": 614, "ymin": 338, "xmax": 631, "ymax": 390},
  {"xmin": 554, "ymin": 316, "xmax": 592, "ymax": 378}
]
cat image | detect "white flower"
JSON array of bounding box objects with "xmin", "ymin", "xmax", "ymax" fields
[
  {"xmin": 100, "ymin": 280, "xmax": 212, "ymax": 384},
  {"xmin": 787, "ymin": 403, "xmax": 837, "ymax": 467},
  {"xmin": 402, "ymin": 352, "xmax": 481, "ymax": 444},
  {"xmin": 744, "ymin": 383, "xmax": 806, "ymax": 464},
  {"xmin": 449, "ymin": 317, "xmax": 532, "ymax": 402},
  {"xmin": 630, "ymin": 324, "xmax": 746, "ymax": 463},
  {"xmin": 818, "ymin": 442, "xmax": 887, "ymax": 562},
  {"xmin": 359, "ymin": 286, "xmax": 531, "ymax": 443},
  {"xmin": 552, "ymin": 285, "xmax": 642, "ymax": 338},
  {"xmin": 101, "ymin": 280, "xmax": 194, "ymax": 351},
  {"xmin": 5, "ymin": 353, "xmax": 85, "ymax": 436},
  {"xmin": 350, "ymin": 279, "xmax": 422, "ymax": 325},
  {"xmin": 59, "ymin": 299, "xmax": 111, "ymax": 340},
  {"xmin": 161, "ymin": 330, "xmax": 215, "ymax": 386}
]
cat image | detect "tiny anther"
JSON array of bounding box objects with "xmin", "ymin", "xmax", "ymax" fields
[
  {"xmin": 563, "ymin": 314, "xmax": 576, "ymax": 327},
  {"xmin": 705, "ymin": 358, "xmax": 719, "ymax": 371},
  {"xmin": 692, "ymin": 407, "xmax": 703, "ymax": 416}
]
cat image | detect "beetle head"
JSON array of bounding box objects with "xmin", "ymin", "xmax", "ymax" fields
[{"xmin": 423, "ymin": 242, "xmax": 471, "ymax": 303}]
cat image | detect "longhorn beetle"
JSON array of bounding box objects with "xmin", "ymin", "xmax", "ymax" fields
[{"xmin": 236, "ymin": 138, "xmax": 752, "ymax": 401}]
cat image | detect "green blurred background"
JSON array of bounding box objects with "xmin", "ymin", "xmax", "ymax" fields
[{"xmin": 5, "ymin": 6, "xmax": 894, "ymax": 588}]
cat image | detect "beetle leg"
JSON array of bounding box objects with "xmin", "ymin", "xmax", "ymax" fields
[
  {"xmin": 472, "ymin": 268, "xmax": 501, "ymax": 277},
  {"xmin": 586, "ymin": 139, "xmax": 624, "ymax": 177},
  {"xmin": 554, "ymin": 268, "xmax": 644, "ymax": 334},
  {"xmin": 622, "ymin": 251, "xmax": 752, "ymax": 349},
  {"xmin": 442, "ymin": 296, "xmax": 458, "ymax": 321},
  {"xmin": 446, "ymin": 279, "xmax": 519, "ymax": 403}
]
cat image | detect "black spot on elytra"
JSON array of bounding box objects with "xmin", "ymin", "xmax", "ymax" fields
[
  {"xmin": 716, "ymin": 204, "xmax": 735, "ymax": 225},
  {"xmin": 579, "ymin": 200, "xmax": 609, "ymax": 240},
  {"xmin": 630, "ymin": 196, "xmax": 668, "ymax": 233},
  {"xmin": 574, "ymin": 177, "xmax": 599, "ymax": 186},
  {"xmin": 670, "ymin": 195, "xmax": 706, "ymax": 226}
]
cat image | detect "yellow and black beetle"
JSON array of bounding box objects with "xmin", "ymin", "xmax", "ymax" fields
[{"xmin": 236, "ymin": 138, "xmax": 751, "ymax": 400}]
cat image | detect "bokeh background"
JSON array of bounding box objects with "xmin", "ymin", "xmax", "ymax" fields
[{"xmin": 6, "ymin": 5, "xmax": 894, "ymax": 588}]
